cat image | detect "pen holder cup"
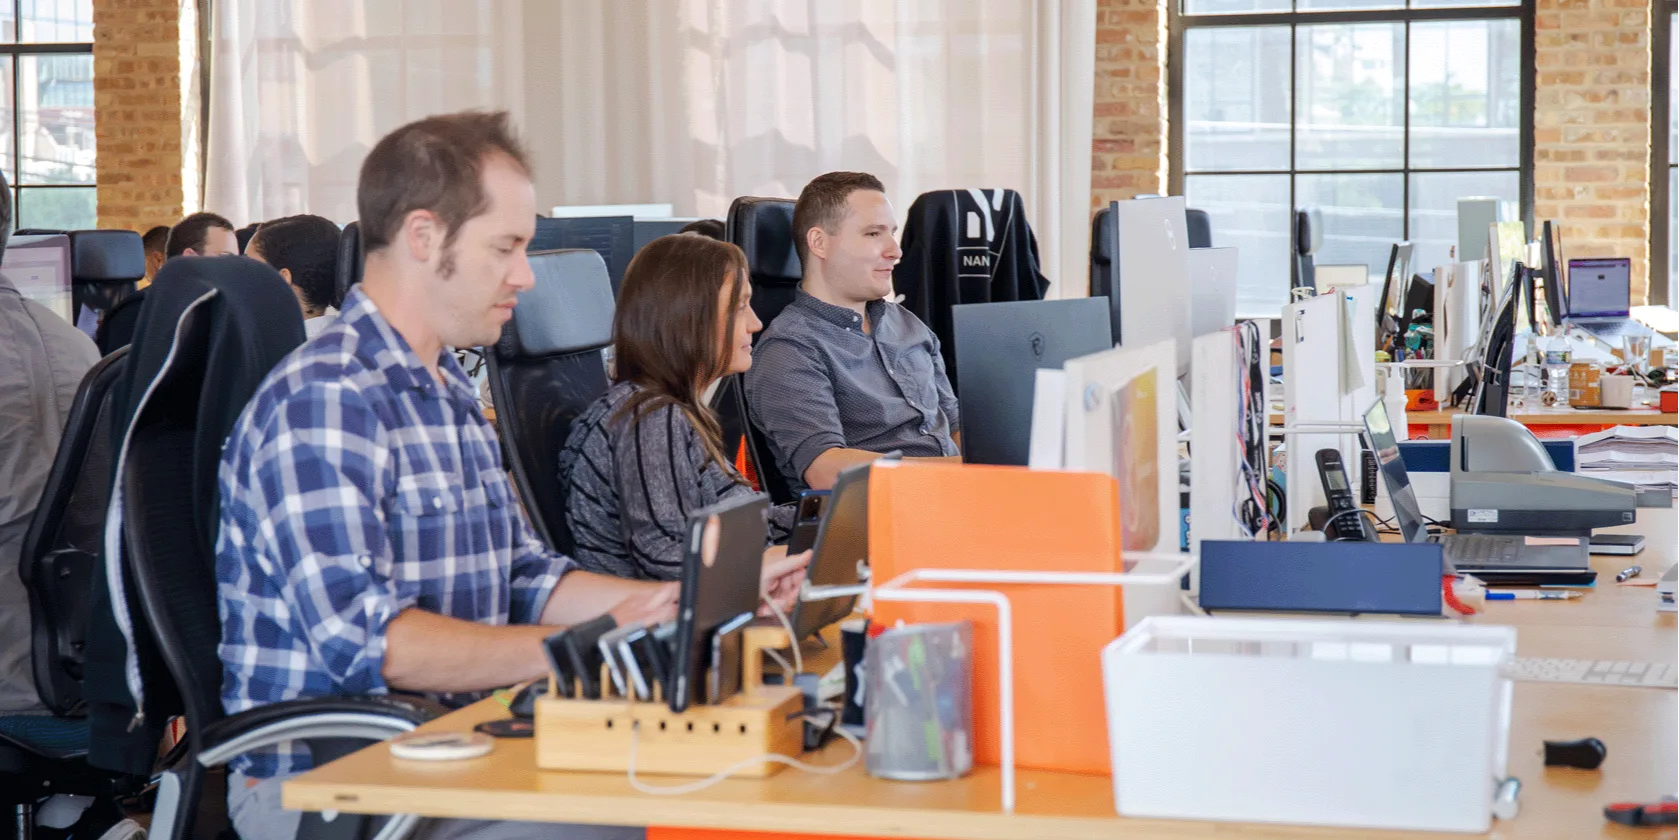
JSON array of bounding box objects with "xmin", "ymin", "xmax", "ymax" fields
[{"xmin": 863, "ymin": 621, "xmax": 974, "ymax": 781}]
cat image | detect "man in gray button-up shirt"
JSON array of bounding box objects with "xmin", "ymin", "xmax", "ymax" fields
[
  {"xmin": 0, "ymin": 195, "xmax": 101, "ymax": 714},
  {"xmin": 746, "ymin": 172, "xmax": 961, "ymax": 492}
]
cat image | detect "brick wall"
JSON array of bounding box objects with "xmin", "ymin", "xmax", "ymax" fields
[
  {"xmin": 1533, "ymin": 0, "xmax": 1653, "ymax": 303},
  {"xmin": 1092, "ymin": 0, "xmax": 1168, "ymax": 208},
  {"xmin": 92, "ymin": 0, "xmax": 188, "ymax": 233}
]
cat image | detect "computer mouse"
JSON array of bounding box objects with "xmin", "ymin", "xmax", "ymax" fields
[{"xmin": 508, "ymin": 680, "xmax": 548, "ymax": 719}]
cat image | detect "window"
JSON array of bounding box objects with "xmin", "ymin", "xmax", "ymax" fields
[
  {"xmin": 0, "ymin": 0, "xmax": 95, "ymax": 230},
  {"xmin": 1655, "ymin": 0, "xmax": 1675, "ymax": 306},
  {"xmin": 1170, "ymin": 1, "xmax": 1530, "ymax": 312}
]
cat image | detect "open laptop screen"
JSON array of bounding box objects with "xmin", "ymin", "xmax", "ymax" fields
[
  {"xmin": 1362, "ymin": 399, "xmax": 1427, "ymax": 544},
  {"xmin": 1565, "ymin": 257, "xmax": 1631, "ymax": 318}
]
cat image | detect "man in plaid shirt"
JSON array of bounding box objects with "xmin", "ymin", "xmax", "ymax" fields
[{"xmin": 216, "ymin": 113, "xmax": 678, "ymax": 840}]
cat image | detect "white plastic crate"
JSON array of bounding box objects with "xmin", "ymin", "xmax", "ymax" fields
[{"xmin": 1102, "ymin": 616, "xmax": 1514, "ymax": 833}]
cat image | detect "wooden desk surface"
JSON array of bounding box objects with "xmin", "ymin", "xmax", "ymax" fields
[{"xmin": 286, "ymin": 514, "xmax": 1678, "ymax": 840}]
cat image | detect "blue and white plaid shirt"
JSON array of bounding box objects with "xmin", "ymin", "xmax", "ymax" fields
[{"xmin": 216, "ymin": 288, "xmax": 572, "ymax": 779}]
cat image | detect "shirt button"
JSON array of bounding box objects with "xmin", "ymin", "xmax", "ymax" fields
[
  {"xmin": 430, "ymin": 496, "xmax": 443, "ymax": 511},
  {"xmin": 920, "ymin": 424, "xmax": 930, "ymax": 434},
  {"xmin": 358, "ymin": 555, "xmax": 372, "ymax": 569}
]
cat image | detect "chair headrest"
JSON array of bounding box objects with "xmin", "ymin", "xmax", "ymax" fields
[
  {"xmin": 496, "ymin": 249, "xmax": 614, "ymax": 360},
  {"xmin": 1090, "ymin": 206, "xmax": 1115, "ymax": 264},
  {"xmin": 1296, "ymin": 207, "xmax": 1324, "ymax": 256},
  {"xmin": 70, "ymin": 230, "xmax": 146, "ymax": 283},
  {"xmin": 1185, "ymin": 208, "xmax": 1213, "ymax": 249},
  {"xmin": 335, "ymin": 220, "xmax": 363, "ymax": 307},
  {"xmin": 727, "ymin": 197, "xmax": 801, "ymax": 284}
]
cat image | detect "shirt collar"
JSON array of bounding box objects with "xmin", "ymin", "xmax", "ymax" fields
[
  {"xmin": 792, "ymin": 288, "xmax": 886, "ymax": 334},
  {"xmin": 338, "ymin": 287, "xmax": 478, "ymax": 401}
]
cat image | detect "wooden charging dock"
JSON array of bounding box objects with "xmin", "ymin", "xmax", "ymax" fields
[{"xmin": 533, "ymin": 625, "xmax": 806, "ymax": 777}]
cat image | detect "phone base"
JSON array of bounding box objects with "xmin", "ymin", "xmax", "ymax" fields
[{"xmin": 534, "ymin": 685, "xmax": 804, "ymax": 778}]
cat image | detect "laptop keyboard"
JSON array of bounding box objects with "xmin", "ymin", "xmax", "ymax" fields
[
  {"xmin": 1445, "ymin": 534, "xmax": 1519, "ymax": 566},
  {"xmin": 1577, "ymin": 320, "xmax": 1644, "ymax": 338},
  {"xmin": 1504, "ymin": 657, "xmax": 1677, "ymax": 689}
]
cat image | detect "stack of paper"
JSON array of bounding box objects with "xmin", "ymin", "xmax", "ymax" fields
[{"xmin": 1576, "ymin": 426, "xmax": 1679, "ymax": 493}]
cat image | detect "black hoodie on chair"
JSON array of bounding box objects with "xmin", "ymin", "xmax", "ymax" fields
[{"xmin": 894, "ymin": 189, "xmax": 1048, "ymax": 394}]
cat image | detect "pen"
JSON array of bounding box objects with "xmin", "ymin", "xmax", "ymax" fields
[
  {"xmin": 1486, "ymin": 590, "xmax": 1580, "ymax": 601},
  {"xmin": 1615, "ymin": 565, "xmax": 1642, "ymax": 583}
]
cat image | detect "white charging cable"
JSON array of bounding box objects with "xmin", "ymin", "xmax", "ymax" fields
[
  {"xmin": 760, "ymin": 594, "xmax": 803, "ymax": 675},
  {"xmin": 625, "ymin": 716, "xmax": 862, "ymax": 796}
]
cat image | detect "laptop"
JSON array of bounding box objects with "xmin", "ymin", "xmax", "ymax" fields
[
  {"xmin": 1564, "ymin": 257, "xmax": 1642, "ymax": 339},
  {"xmin": 1362, "ymin": 399, "xmax": 1595, "ymax": 585}
]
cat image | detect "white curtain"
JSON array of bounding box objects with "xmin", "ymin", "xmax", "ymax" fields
[{"xmin": 205, "ymin": 0, "xmax": 1092, "ymax": 291}]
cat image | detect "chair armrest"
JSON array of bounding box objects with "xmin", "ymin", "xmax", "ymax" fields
[{"xmin": 196, "ymin": 694, "xmax": 445, "ymax": 768}]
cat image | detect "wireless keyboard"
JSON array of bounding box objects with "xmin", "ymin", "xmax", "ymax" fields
[{"xmin": 1503, "ymin": 657, "xmax": 1676, "ymax": 689}]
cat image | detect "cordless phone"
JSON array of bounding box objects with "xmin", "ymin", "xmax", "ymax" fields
[{"xmin": 1314, "ymin": 448, "xmax": 1369, "ymax": 541}]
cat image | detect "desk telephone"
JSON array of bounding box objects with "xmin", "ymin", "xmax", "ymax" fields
[{"xmin": 1309, "ymin": 448, "xmax": 1372, "ymax": 541}]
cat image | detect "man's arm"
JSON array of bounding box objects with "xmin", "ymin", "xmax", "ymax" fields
[
  {"xmin": 382, "ymin": 577, "xmax": 678, "ymax": 694},
  {"xmin": 746, "ymin": 336, "xmax": 848, "ymax": 489}
]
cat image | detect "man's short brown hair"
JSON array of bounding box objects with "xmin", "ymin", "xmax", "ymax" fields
[
  {"xmin": 791, "ymin": 171, "xmax": 886, "ymax": 265},
  {"xmin": 357, "ymin": 111, "xmax": 531, "ymax": 254}
]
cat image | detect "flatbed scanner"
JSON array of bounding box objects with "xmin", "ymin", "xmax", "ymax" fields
[{"xmin": 1449, "ymin": 415, "xmax": 1665, "ymax": 537}]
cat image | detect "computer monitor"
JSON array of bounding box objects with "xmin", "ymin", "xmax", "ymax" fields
[
  {"xmin": 1095, "ymin": 197, "xmax": 1193, "ymax": 371},
  {"xmin": 953, "ymin": 298, "xmax": 1113, "ymax": 466},
  {"xmin": 1188, "ymin": 247, "xmax": 1238, "ymax": 338},
  {"xmin": 1375, "ymin": 242, "xmax": 1414, "ymax": 347},
  {"xmin": 1471, "ymin": 263, "xmax": 1522, "ymax": 418},
  {"xmin": 1539, "ymin": 220, "xmax": 1565, "ymax": 327},
  {"xmin": 1564, "ymin": 257, "xmax": 1632, "ymax": 318},
  {"xmin": 1360, "ymin": 398, "xmax": 1427, "ymax": 544},
  {"xmin": 2, "ymin": 233, "xmax": 73, "ymax": 323},
  {"xmin": 632, "ymin": 219, "xmax": 694, "ymax": 254},
  {"xmin": 531, "ymin": 215, "xmax": 635, "ymax": 295},
  {"xmin": 1061, "ymin": 339, "xmax": 1178, "ymax": 557}
]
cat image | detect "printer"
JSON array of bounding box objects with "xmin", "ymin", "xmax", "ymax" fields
[{"xmin": 1449, "ymin": 415, "xmax": 1652, "ymax": 537}]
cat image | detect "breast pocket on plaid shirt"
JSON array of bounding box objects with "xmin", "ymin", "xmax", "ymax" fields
[{"xmin": 390, "ymin": 471, "xmax": 464, "ymax": 566}]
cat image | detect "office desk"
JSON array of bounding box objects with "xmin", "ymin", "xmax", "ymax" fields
[
  {"xmin": 286, "ymin": 515, "xmax": 1677, "ymax": 840},
  {"xmin": 1405, "ymin": 401, "xmax": 1676, "ymax": 439}
]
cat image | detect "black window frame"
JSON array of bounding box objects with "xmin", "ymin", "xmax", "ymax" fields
[
  {"xmin": 1167, "ymin": 1, "xmax": 1535, "ymax": 283},
  {"xmin": 0, "ymin": 0, "xmax": 96, "ymax": 229}
]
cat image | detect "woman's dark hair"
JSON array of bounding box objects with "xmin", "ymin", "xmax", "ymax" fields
[{"xmin": 611, "ymin": 234, "xmax": 749, "ymax": 474}]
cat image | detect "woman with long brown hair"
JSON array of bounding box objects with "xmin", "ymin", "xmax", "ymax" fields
[{"xmin": 557, "ymin": 234, "xmax": 800, "ymax": 582}]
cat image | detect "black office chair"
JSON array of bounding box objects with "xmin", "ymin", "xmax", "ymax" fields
[
  {"xmin": 486, "ymin": 249, "xmax": 615, "ymax": 554},
  {"xmin": 68, "ymin": 230, "xmax": 149, "ymax": 354},
  {"xmin": 1186, "ymin": 208, "xmax": 1213, "ymax": 249},
  {"xmin": 707, "ymin": 372, "xmax": 768, "ymax": 495},
  {"xmin": 1, "ymin": 348, "xmax": 139, "ymax": 840},
  {"xmin": 726, "ymin": 197, "xmax": 801, "ymax": 331},
  {"xmin": 333, "ymin": 220, "xmax": 363, "ymax": 308},
  {"xmin": 72, "ymin": 229, "xmax": 146, "ymax": 318},
  {"xmin": 104, "ymin": 259, "xmax": 434, "ymax": 840},
  {"xmin": 723, "ymin": 197, "xmax": 802, "ymax": 504},
  {"xmin": 1293, "ymin": 207, "xmax": 1323, "ymax": 293}
]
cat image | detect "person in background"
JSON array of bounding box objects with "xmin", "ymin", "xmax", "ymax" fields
[
  {"xmin": 678, "ymin": 218, "xmax": 726, "ymax": 240},
  {"xmin": 0, "ymin": 172, "xmax": 100, "ymax": 717},
  {"xmin": 245, "ymin": 214, "xmax": 342, "ymax": 338},
  {"xmin": 744, "ymin": 171, "xmax": 960, "ymax": 492},
  {"xmin": 558, "ymin": 234, "xmax": 802, "ymax": 581},
  {"xmin": 141, "ymin": 224, "xmax": 170, "ymax": 286},
  {"xmin": 165, "ymin": 211, "xmax": 239, "ymax": 258},
  {"xmin": 235, "ymin": 222, "xmax": 261, "ymax": 254}
]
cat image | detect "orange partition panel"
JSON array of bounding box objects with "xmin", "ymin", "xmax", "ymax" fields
[{"xmin": 867, "ymin": 462, "xmax": 1125, "ymax": 776}]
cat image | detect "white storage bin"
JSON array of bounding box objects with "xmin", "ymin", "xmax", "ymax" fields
[{"xmin": 1102, "ymin": 616, "xmax": 1514, "ymax": 833}]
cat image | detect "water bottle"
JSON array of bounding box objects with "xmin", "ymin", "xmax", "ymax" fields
[{"xmin": 1541, "ymin": 335, "xmax": 1571, "ymax": 407}]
